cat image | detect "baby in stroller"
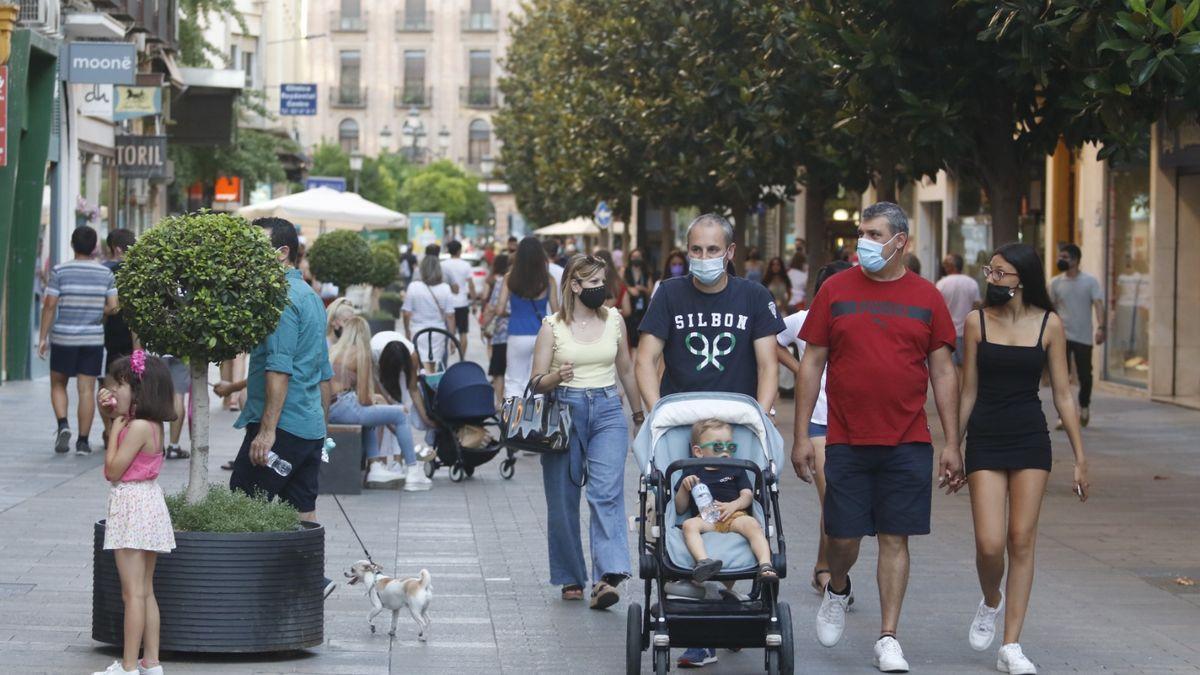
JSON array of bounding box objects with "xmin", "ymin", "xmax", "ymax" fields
[{"xmin": 676, "ymin": 419, "xmax": 778, "ymax": 586}]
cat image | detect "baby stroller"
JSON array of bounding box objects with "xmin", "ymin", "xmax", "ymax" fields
[
  {"xmin": 412, "ymin": 327, "xmax": 516, "ymax": 482},
  {"xmin": 628, "ymin": 392, "xmax": 793, "ymax": 674}
]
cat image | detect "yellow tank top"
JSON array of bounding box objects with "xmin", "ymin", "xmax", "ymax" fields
[{"xmin": 547, "ymin": 311, "xmax": 622, "ymax": 388}]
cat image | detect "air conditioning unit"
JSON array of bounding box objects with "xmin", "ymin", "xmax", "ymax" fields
[{"xmin": 17, "ymin": 0, "xmax": 62, "ymax": 37}]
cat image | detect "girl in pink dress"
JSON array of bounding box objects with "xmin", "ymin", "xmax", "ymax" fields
[{"xmin": 95, "ymin": 350, "xmax": 177, "ymax": 675}]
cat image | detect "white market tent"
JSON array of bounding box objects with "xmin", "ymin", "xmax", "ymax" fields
[
  {"xmin": 532, "ymin": 216, "xmax": 625, "ymax": 237},
  {"xmin": 236, "ymin": 187, "xmax": 407, "ymax": 241}
]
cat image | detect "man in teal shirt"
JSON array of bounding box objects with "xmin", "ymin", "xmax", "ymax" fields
[{"xmin": 230, "ymin": 218, "xmax": 333, "ymax": 527}]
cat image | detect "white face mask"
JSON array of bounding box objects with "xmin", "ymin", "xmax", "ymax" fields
[
  {"xmin": 689, "ymin": 252, "xmax": 728, "ymax": 285},
  {"xmin": 857, "ymin": 233, "xmax": 899, "ymax": 272}
]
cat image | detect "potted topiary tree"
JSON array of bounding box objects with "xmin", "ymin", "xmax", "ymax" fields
[
  {"xmin": 306, "ymin": 229, "xmax": 371, "ymax": 298},
  {"xmin": 92, "ymin": 211, "xmax": 326, "ymax": 653},
  {"xmin": 366, "ymin": 243, "xmax": 401, "ymax": 331}
]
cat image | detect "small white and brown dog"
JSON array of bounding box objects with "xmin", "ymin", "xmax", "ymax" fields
[{"xmin": 345, "ymin": 560, "xmax": 433, "ymax": 640}]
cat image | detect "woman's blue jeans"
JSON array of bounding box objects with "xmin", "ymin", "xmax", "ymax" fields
[
  {"xmin": 328, "ymin": 394, "xmax": 416, "ymax": 465},
  {"xmin": 541, "ymin": 385, "xmax": 631, "ymax": 587}
]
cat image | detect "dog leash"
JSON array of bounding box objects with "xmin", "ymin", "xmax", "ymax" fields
[{"xmin": 331, "ymin": 493, "xmax": 374, "ymax": 564}]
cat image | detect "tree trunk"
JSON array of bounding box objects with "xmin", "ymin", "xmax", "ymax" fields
[
  {"xmin": 730, "ymin": 202, "xmax": 751, "ymax": 266},
  {"xmin": 804, "ymin": 184, "xmax": 830, "ymax": 299},
  {"xmin": 658, "ymin": 207, "xmax": 674, "ymax": 264},
  {"xmin": 185, "ymin": 360, "xmax": 210, "ymax": 504},
  {"xmin": 974, "ymin": 116, "xmax": 1025, "ymax": 248},
  {"xmin": 873, "ymin": 163, "xmax": 897, "ymax": 203},
  {"xmin": 982, "ymin": 172, "xmax": 1022, "ymax": 247}
]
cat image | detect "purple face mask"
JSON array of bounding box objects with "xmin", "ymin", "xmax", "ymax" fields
[{"xmin": 670, "ymin": 263, "xmax": 685, "ymax": 277}]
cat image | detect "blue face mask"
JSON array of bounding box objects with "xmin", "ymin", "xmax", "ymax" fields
[
  {"xmin": 856, "ymin": 233, "xmax": 900, "ymax": 273},
  {"xmin": 689, "ymin": 254, "xmax": 727, "ymax": 285}
]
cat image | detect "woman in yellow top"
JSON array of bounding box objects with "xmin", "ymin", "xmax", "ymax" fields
[{"xmin": 530, "ymin": 254, "xmax": 644, "ymax": 610}]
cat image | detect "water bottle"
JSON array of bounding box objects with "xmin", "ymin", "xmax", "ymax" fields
[
  {"xmin": 266, "ymin": 451, "xmax": 292, "ymax": 477},
  {"xmin": 691, "ymin": 483, "xmax": 720, "ymax": 524},
  {"xmin": 320, "ymin": 437, "xmax": 336, "ymax": 463}
]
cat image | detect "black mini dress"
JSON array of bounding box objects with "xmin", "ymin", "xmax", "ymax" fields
[{"xmin": 966, "ymin": 309, "xmax": 1053, "ymax": 474}]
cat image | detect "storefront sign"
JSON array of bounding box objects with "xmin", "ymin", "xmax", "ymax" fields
[
  {"xmin": 116, "ymin": 135, "xmax": 167, "ymax": 179},
  {"xmin": 214, "ymin": 176, "xmax": 241, "ymax": 202},
  {"xmin": 113, "ymin": 85, "xmax": 162, "ymax": 120},
  {"xmin": 305, "ymin": 176, "xmax": 346, "ymax": 191},
  {"xmin": 75, "ymin": 83, "xmax": 113, "ymax": 118},
  {"xmin": 280, "ymin": 83, "xmax": 318, "ymax": 115},
  {"xmin": 0, "ymin": 66, "xmax": 8, "ymax": 168},
  {"xmin": 62, "ymin": 43, "xmax": 137, "ymax": 85},
  {"xmin": 411, "ymin": 212, "xmax": 446, "ymax": 249}
]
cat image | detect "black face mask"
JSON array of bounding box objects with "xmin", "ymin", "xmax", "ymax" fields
[
  {"xmin": 1056, "ymin": 259, "xmax": 1070, "ymax": 272},
  {"xmin": 578, "ymin": 285, "xmax": 608, "ymax": 310},
  {"xmin": 986, "ymin": 283, "xmax": 1017, "ymax": 306}
]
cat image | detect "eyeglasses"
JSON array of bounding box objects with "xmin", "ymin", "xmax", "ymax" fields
[
  {"xmin": 981, "ymin": 266, "xmax": 1019, "ymax": 282},
  {"xmin": 698, "ymin": 441, "xmax": 737, "ymax": 454}
]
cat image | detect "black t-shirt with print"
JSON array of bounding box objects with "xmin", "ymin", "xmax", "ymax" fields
[
  {"xmin": 639, "ymin": 275, "xmax": 785, "ymax": 398},
  {"xmin": 679, "ymin": 464, "xmax": 754, "ymax": 513}
]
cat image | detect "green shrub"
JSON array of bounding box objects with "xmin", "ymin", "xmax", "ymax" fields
[
  {"xmin": 379, "ymin": 291, "xmax": 403, "ymax": 303},
  {"xmin": 367, "ymin": 244, "xmax": 400, "ymax": 289},
  {"xmin": 165, "ymin": 486, "xmax": 301, "ymax": 533},
  {"xmin": 308, "ymin": 230, "xmax": 371, "ymax": 293},
  {"xmin": 365, "ymin": 309, "xmax": 398, "ymax": 322}
]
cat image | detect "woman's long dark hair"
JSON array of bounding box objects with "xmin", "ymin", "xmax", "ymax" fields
[
  {"xmin": 623, "ymin": 250, "xmax": 651, "ymax": 287},
  {"xmin": 108, "ymin": 354, "xmax": 178, "ymax": 423},
  {"xmin": 487, "ymin": 253, "xmax": 509, "ymax": 300},
  {"xmin": 813, "ymin": 260, "xmax": 853, "ymax": 297},
  {"xmin": 507, "ymin": 236, "xmax": 550, "ymax": 299},
  {"xmin": 378, "ymin": 341, "xmax": 413, "ymax": 404},
  {"xmin": 762, "ymin": 256, "xmax": 789, "ymax": 289},
  {"xmin": 989, "ymin": 242, "xmax": 1054, "ymax": 312}
]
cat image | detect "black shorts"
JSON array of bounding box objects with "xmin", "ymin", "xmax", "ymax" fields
[
  {"xmin": 229, "ymin": 423, "xmax": 323, "ymax": 513},
  {"xmin": 50, "ymin": 344, "xmax": 104, "ymax": 378},
  {"xmin": 823, "ymin": 442, "xmax": 933, "ymax": 538},
  {"xmin": 454, "ymin": 306, "xmax": 470, "ymax": 334},
  {"xmin": 488, "ymin": 342, "xmax": 508, "ymax": 377}
]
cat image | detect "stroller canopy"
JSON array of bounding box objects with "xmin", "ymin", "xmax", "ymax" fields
[
  {"xmin": 632, "ymin": 392, "xmax": 782, "ymax": 474},
  {"xmin": 433, "ymin": 361, "xmax": 496, "ymax": 421}
]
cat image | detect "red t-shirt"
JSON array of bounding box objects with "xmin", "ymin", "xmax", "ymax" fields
[{"xmin": 799, "ymin": 268, "xmax": 955, "ymax": 446}]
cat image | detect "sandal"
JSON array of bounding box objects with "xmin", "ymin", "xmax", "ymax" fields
[
  {"xmin": 589, "ymin": 580, "xmax": 620, "ymax": 610},
  {"xmin": 812, "ymin": 568, "xmax": 831, "ymax": 595},
  {"xmin": 165, "ymin": 445, "xmax": 191, "ymax": 459},
  {"xmin": 221, "ymin": 460, "xmax": 235, "ymax": 471},
  {"xmin": 561, "ymin": 584, "xmax": 583, "ymax": 601},
  {"xmin": 757, "ymin": 563, "xmax": 779, "ymax": 586}
]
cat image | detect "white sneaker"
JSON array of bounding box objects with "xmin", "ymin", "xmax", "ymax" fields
[
  {"xmin": 969, "ymin": 595, "xmax": 1004, "ymax": 651},
  {"xmin": 403, "ymin": 463, "xmax": 432, "ymax": 491},
  {"xmin": 365, "ymin": 462, "xmax": 405, "ymax": 488},
  {"xmin": 138, "ymin": 661, "xmax": 164, "ymax": 675},
  {"xmin": 93, "ymin": 661, "xmax": 137, "ymax": 675},
  {"xmin": 872, "ymin": 636, "xmax": 910, "ymax": 673},
  {"xmin": 815, "ymin": 584, "xmax": 850, "ymax": 647},
  {"xmin": 997, "ymin": 643, "xmax": 1037, "ymax": 674},
  {"xmin": 415, "ymin": 443, "xmax": 436, "ymax": 462}
]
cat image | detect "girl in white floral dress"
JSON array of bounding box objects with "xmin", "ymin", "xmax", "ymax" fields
[{"xmin": 95, "ymin": 350, "xmax": 177, "ymax": 675}]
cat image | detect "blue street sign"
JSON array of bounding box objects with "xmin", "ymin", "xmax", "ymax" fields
[
  {"xmin": 305, "ymin": 176, "xmax": 346, "ymax": 192},
  {"xmin": 280, "ymin": 83, "xmax": 318, "ymax": 116},
  {"xmin": 594, "ymin": 200, "xmax": 613, "ymax": 229}
]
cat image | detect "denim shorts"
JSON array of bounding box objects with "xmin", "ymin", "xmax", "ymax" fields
[
  {"xmin": 807, "ymin": 422, "xmax": 828, "ymax": 438},
  {"xmin": 823, "ymin": 442, "xmax": 933, "ymax": 538}
]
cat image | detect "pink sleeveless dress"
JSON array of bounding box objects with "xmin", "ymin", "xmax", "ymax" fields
[{"xmin": 104, "ymin": 423, "xmax": 176, "ymax": 553}]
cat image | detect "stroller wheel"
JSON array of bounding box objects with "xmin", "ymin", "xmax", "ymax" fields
[
  {"xmin": 652, "ymin": 646, "xmax": 670, "ymax": 675},
  {"xmin": 449, "ymin": 464, "xmax": 467, "ymax": 482},
  {"xmin": 424, "ymin": 461, "xmax": 437, "ymax": 479},
  {"xmin": 625, "ymin": 602, "xmax": 643, "ymax": 675},
  {"xmin": 764, "ymin": 601, "xmax": 794, "ymax": 675},
  {"xmin": 499, "ymin": 459, "xmax": 515, "ymax": 479}
]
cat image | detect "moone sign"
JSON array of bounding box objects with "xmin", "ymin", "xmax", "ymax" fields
[{"xmin": 61, "ymin": 43, "xmax": 137, "ymax": 85}]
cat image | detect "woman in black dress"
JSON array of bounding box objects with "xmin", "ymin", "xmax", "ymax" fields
[{"xmin": 956, "ymin": 243, "xmax": 1089, "ymax": 675}]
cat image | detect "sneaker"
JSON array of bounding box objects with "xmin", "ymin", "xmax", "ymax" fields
[
  {"xmin": 997, "ymin": 643, "xmax": 1037, "ymax": 674},
  {"xmin": 323, "ymin": 577, "xmax": 337, "ymax": 599},
  {"xmin": 969, "ymin": 595, "xmax": 1004, "ymax": 651},
  {"xmin": 872, "ymin": 636, "xmax": 910, "ymax": 673},
  {"xmin": 1080, "ymin": 407, "xmax": 1090, "ymax": 428},
  {"xmin": 677, "ymin": 647, "xmax": 718, "ymax": 668},
  {"xmin": 816, "ymin": 582, "xmax": 851, "ymax": 647},
  {"xmin": 76, "ymin": 438, "xmax": 93, "ymax": 455},
  {"xmin": 54, "ymin": 427, "xmax": 71, "ymax": 454},
  {"xmin": 365, "ymin": 462, "xmax": 405, "ymax": 488},
  {"xmin": 403, "ymin": 463, "xmax": 432, "ymax": 491},
  {"xmin": 137, "ymin": 660, "xmax": 164, "ymax": 675},
  {"xmin": 692, "ymin": 558, "xmax": 723, "ymax": 583},
  {"xmin": 93, "ymin": 661, "xmax": 137, "ymax": 675},
  {"xmin": 415, "ymin": 443, "xmax": 437, "ymax": 462}
]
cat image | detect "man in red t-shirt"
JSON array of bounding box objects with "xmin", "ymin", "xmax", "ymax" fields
[{"xmin": 791, "ymin": 202, "xmax": 963, "ymax": 672}]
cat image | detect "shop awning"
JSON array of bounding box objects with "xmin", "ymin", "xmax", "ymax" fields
[
  {"xmin": 168, "ymin": 67, "xmax": 243, "ymax": 146},
  {"xmin": 533, "ymin": 216, "xmax": 625, "ymax": 237}
]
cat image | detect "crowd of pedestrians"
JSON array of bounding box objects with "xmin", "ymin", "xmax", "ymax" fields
[{"xmin": 47, "ymin": 198, "xmax": 1106, "ymax": 675}]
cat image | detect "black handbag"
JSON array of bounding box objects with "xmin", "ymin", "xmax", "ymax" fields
[{"xmin": 500, "ymin": 375, "xmax": 572, "ymax": 455}]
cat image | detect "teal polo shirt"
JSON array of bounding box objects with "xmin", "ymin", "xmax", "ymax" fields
[{"xmin": 235, "ymin": 268, "xmax": 333, "ymax": 440}]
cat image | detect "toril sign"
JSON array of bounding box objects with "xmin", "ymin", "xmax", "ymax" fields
[{"xmin": 116, "ymin": 136, "xmax": 168, "ymax": 179}]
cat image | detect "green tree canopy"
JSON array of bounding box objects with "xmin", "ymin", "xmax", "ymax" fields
[
  {"xmin": 308, "ymin": 143, "xmax": 414, "ymax": 211},
  {"xmin": 397, "ymin": 160, "xmax": 489, "ymax": 226}
]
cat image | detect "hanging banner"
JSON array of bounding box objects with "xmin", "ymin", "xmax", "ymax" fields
[
  {"xmin": 113, "ymin": 85, "xmax": 162, "ymax": 120},
  {"xmin": 0, "ymin": 66, "xmax": 8, "ymax": 168},
  {"xmin": 214, "ymin": 176, "xmax": 241, "ymax": 202},
  {"xmin": 62, "ymin": 43, "xmax": 137, "ymax": 84},
  {"xmin": 116, "ymin": 135, "xmax": 168, "ymax": 179},
  {"xmin": 410, "ymin": 212, "xmax": 446, "ymax": 250},
  {"xmin": 75, "ymin": 83, "xmax": 113, "ymax": 118}
]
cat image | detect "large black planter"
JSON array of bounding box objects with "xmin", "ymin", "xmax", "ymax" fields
[
  {"xmin": 367, "ymin": 317, "xmax": 396, "ymax": 335},
  {"xmin": 92, "ymin": 520, "xmax": 324, "ymax": 653}
]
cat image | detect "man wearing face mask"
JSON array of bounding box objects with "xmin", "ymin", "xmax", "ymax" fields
[
  {"xmin": 1049, "ymin": 243, "xmax": 1104, "ymax": 428},
  {"xmin": 791, "ymin": 202, "xmax": 961, "ymax": 673},
  {"xmin": 636, "ymin": 213, "xmax": 785, "ymax": 669}
]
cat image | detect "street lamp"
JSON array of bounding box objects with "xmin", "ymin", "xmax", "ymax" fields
[
  {"xmin": 401, "ymin": 106, "xmax": 426, "ymax": 163},
  {"xmin": 379, "ymin": 125, "xmax": 393, "ymax": 154},
  {"xmin": 437, "ymin": 125, "xmax": 451, "ymax": 158},
  {"xmin": 349, "ymin": 151, "xmax": 364, "ymax": 193}
]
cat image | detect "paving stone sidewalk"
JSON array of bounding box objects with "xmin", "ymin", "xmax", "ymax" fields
[{"xmin": 0, "ymin": 353, "xmax": 1198, "ymax": 673}]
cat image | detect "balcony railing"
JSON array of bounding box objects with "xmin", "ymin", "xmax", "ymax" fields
[
  {"xmin": 461, "ymin": 10, "xmax": 498, "ymax": 32},
  {"xmin": 460, "ymin": 85, "xmax": 499, "ymax": 109},
  {"xmin": 93, "ymin": 0, "xmax": 177, "ymax": 47},
  {"xmin": 330, "ymin": 10, "xmax": 367, "ymax": 32},
  {"xmin": 396, "ymin": 11, "xmax": 432, "ymax": 32},
  {"xmin": 331, "ymin": 86, "xmax": 368, "ymax": 108},
  {"xmin": 395, "ymin": 85, "xmax": 432, "ymax": 109}
]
